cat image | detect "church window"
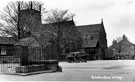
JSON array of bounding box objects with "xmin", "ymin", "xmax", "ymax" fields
[{"xmin": 1, "ymin": 47, "xmax": 7, "ymax": 55}]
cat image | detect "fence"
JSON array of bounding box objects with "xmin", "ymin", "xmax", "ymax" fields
[{"xmin": 0, "ymin": 45, "xmax": 59, "ymax": 74}]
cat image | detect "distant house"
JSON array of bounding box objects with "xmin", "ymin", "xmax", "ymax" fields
[
  {"xmin": 77, "ymin": 20, "xmax": 108, "ymax": 60},
  {"xmin": 109, "ymin": 35, "xmax": 135, "ymax": 59}
]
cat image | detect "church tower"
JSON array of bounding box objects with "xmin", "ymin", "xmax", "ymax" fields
[{"xmin": 18, "ymin": 2, "xmax": 42, "ymax": 38}]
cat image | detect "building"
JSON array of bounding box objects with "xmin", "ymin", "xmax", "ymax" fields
[
  {"xmin": 109, "ymin": 35, "xmax": 135, "ymax": 59},
  {"xmin": 18, "ymin": 5, "xmax": 82, "ymax": 53},
  {"xmin": 14, "ymin": 33, "xmax": 58, "ymax": 60},
  {"xmin": 0, "ymin": 4, "xmax": 108, "ymax": 60},
  {"xmin": 77, "ymin": 20, "xmax": 108, "ymax": 60},
  {"xmin": 0, "ymin": 3, "xmax": 63, "ymax": 74},
  {"xmin": 18, "ymin": 6, "xmax": 108, "ymax": 60}
]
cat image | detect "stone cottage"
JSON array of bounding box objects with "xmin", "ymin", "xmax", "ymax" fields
[{"xmin": 109, "ymin": 35, "xmax": 135, "ymax": 59}]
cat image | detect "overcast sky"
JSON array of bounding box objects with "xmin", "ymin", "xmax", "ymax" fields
[{"xmin": 0, "ymin": 0, "xmax": 135, "ymax": 46}]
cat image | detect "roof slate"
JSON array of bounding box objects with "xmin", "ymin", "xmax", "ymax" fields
[
  {"xmin": 14, "ymin": 37, "xmax": 40, "ymax": 47},
  {"xmin": 77, "ymin": 24, "xmax": 102, "ymax": 34},
  {"xmin": 15, "ymin": 32, "xmax": 53, "ymax": 47},
  {"xmin": 120, "ymin": 38, "xmax": 134, "ymax": 46},
  {"xmin": 82, "ymin": 39, "xmax": 98, "ymax": 48},
  {"xmin": 34, "ymin": 32, "xmax": 53, "ymax": 46},
  {"xmin": 40, "ymin": 20, "xmax": 75, "ymax": 32}
]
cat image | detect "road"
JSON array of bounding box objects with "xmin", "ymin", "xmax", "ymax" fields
[{"xmin": 0, "ymin": 60, "xmax": 135, "ymax": 81}]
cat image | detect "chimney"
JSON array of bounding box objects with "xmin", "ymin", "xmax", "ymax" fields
[{"xmin": 101, "ymin": 18, "xmax": 103, "ymax": 24}]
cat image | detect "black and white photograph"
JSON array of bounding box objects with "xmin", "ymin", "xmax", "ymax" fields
[{"xmin": 0, "ymin": 0, "xmax": 135, "ymax": 81}]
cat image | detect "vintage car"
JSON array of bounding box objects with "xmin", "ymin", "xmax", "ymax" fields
[{"xmin": 66, "ymin": 51, "xmax": 87, "ymax": 63}]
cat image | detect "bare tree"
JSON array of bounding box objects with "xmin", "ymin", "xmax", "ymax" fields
[
  {"xmin": 0, "ymin": 1, "xmax": 44, "ymax": 38},
  {"xmin": 45, "ymin": 9, "xmax": 74, "ymax": 42},
  {"xmin": 111, "ymin": 36, "xmax": 123, "ymax": 53},
  {"xmin": 0, "ymin": 1, "xmax": 20, "ymax": 37},
  {"xmin": 45, "ymin": 9, "xmax": 82, "ymax": 53},
  {"xmin": 116, "ymin": 36, "xmax": 123, "ymax": 43}
]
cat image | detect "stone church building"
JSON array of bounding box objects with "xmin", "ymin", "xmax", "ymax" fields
[
  {"xmin": 0, "ymin": 4, "xmax": 108, "ymax": 60},
  {"xmin": 18, "ymin": 5, "xmax": 108, "ymax": 60}
]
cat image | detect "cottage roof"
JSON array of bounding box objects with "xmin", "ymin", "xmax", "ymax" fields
[
  {"xmin": 82, "ymin": 39, "xmax": 98, "ymax": 48},
  {"xmin": 109, "ymin": 35, "xmax": 135, "ymax": 50},
  {"xmin": 0, "ymin": 37, "xmax": 17, "ymax": 45},
  {"xmin": 77, "ymin": 24, "xmax": 102, "ymax": 34},
  {"xmin": 120, "ymin": 37, "xmax": 134, "ymax": 46}
]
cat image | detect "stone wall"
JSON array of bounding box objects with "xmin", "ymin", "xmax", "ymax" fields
[{"xmin": 16, "ymin": 60, "xmax": 62, "ymax": 74}]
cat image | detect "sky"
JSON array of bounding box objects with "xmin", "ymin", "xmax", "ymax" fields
[{"xmin": 0, "ymin": 0, "xmax": 135, "ymax": 46}]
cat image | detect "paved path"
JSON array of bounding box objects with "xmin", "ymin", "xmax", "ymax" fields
[{"xmin": 0, "ymin": 60, "xmax": 135, "ymax": 81}]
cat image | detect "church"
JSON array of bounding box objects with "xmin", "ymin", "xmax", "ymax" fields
[{"xmin": 0, "ymin": 3, "xmax": 108, "ymax": 60}]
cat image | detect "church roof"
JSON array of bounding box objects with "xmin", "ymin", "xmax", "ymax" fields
[
  {"xmin": 40, "ymin": 20, "xmax": 75, "ymax": 32},
  {"xmin": 34, "ymin": 33, "xmax": 53, "ymax": 46},
  {"xmin": 77, "ymin": 24, "xmax": 102, "ymax": 34}
]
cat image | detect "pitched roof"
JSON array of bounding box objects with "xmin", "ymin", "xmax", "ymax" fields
[
  {"xmin": 77, "ymin": 24, "xmax": 102, "ymax": 34},
  {"xmin": 33, "ymin": 32, "xmax": 53, "ymax": 46},
  {"xmin": 82, "ymin": 39, "xmax": 98, "ymax": 48},
  {"xmin": 0, "ymin": 37, "xmax": 17, "ymax": 45},
  {"xmin": 120, "ymin": 38, "xmax": 134, "ymax": 46},
  {"xmin": 15, "ymin": 32, "xmax": 53, "ymax": 47},
  {"xmin": 40, "ymin": 20, "xmax": 75, "ymax": 32},
  {"xmin": 14, "ymin": 37, "xmax": 40, "ymax": 47}
]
